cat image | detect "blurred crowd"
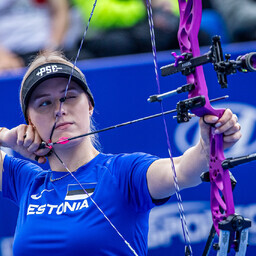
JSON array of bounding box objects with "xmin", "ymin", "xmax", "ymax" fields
[{"xmin": 0, "ymin": 0, "xmax": 255, "ymax": 73}]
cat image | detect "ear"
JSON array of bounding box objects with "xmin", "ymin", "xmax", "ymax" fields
[
  {"xmin": 89, "ymin": 103, "xmax": 94, "ymax": 116},
  {"xmin": 89, "ymin": 109, "xmax": 93, "ymax": 116}
]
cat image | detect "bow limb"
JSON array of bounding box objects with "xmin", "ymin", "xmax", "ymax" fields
[{"xmin": 177, "ymin": 0, "xmax": 235, "ymax": 235}]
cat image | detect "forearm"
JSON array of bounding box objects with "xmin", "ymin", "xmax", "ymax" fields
[
  {"xmin": 147, "ymin": 139, "xmax": 209, "ymax": 199},
  {"xmin": 48, "ymin": 0, "xmax": 69, "ymax": 49},
  {"xmin": 148, "ymin": 110, "xmax": 241, "ymax": 199},
  {"xmin": 176, "ymin": 139, "xmax": 209, "ymax": 190}
]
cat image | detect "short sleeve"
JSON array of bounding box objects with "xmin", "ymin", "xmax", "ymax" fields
[
  {"xmin": 2, "ymin": 155, "xmax": 42, "ymax": 205},
  {"xmin": 108, "ymin": 152, "xmax": 160, "ymax": 212}
]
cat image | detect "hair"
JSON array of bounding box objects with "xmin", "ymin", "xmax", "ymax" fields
[{"xmin": 20, "ymin": 50, "xmax": 100, "ymax": 150}]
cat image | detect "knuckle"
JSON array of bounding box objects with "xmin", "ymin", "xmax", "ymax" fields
[
  {"xmin": 17, "ymin": 139, "xmax": 23, "ymax": 146},
  {"xmin": 26, "ymin": 138, "xmax": 33, "ymax": 144},
  {"xmin": 19, "ymin": 124, "xmax": 27, "ymax": 130},
  {"xmin": 235, "ymin": 123, "xmax": 241, "ymax": 131},
  {"xmin": 232, "ymin": 113, "xmax": 238, "ymax": 121},
  {"xmin": 225, "ymin": 108, "xmax": 232, "ymax": 117},
  {"xmin": 27, "ymin": 147, "xmax": 35, "ymax": 153},
  {"xmin": 234, "ymin": 131, "xmax": 242, "ymax": 141},
  {"xmin": 230, "ymin": 116, "xmax": 236, "ymax": 126},
  {"xmin": 24, "ymin": 138, "xmax": 33, "ymax": 147},
  {"xmin": 28, "ymin": 143, "xmax": 39, "ymax": 152}
]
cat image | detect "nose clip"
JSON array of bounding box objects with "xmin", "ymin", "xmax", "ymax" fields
[{"xmin": 59, "ymin": 97, "xmax": 66, "ymax": 103}]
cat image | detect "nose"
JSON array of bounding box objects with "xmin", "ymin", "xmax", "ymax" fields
[{"xmin": 55, "ymin": 98, "xmax": 66, "ymax": 118}]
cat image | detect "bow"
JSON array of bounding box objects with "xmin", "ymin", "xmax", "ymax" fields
[
  {"xmin": 153, "ymin": 0, "xmax": 254, "ymax": 255},
  {"xmin": 177, "ymin": 0, "xmax": 234, "ymax": 238}
]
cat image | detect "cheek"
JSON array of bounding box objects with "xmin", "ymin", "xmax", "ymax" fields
[
  {"xmin": 27, "ymin": 108, "xmax": 51, "ymax": 138},
  {"xmin": 76, "ymin": 112, "xmax": 91, "ymax": 132},
  {"xmin": 28, "ymin": 108, "xmax": 46, "ymax": 125},
  {"xmin": 73, "ymin": 98, "xmax": 92, "ymax": 126}
]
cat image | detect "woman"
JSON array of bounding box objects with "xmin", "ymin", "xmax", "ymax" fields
[{"xmin": 0, "ymin": 51, "xmax": 241, "ymax": 255}]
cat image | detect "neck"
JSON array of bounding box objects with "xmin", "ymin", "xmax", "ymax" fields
[{"xmin": 48, "ymin": 137, "xmax": 99, "ymax": 172}]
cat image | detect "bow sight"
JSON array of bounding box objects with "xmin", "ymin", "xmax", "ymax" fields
[{"xmin": 160, "ymin": 36, "xmax": 256, "ymax": 89}]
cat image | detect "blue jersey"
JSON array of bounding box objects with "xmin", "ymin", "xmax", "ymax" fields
[{"xmin": 2, "ymin": 152, "xmax": 163, "ymax": 256}]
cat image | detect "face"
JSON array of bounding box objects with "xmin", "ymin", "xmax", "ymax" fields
[{"xmin": 27, "ymin": 77, "xmax": 93, "ymax": 143}]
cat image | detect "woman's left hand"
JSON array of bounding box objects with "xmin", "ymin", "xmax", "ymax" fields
[{"xmin": 199, "ymin": 108, "xmax": 242, "ymax": 152}]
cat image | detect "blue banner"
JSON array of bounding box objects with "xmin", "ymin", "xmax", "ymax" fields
[{"xmin": 0, "ymin": 41, "xmax": 256, "ymax": 255}]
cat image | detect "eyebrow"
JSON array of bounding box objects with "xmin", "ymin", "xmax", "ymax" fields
[{"xmin": 33, "ymin": 87, "xmax": 79, "ymax": 101}]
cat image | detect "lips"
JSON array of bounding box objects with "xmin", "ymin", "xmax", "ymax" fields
[{"xmin": 56, "ymin": 122, "xmax": 73, "ymax": 130}]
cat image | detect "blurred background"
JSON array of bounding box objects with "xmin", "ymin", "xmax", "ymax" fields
[
  {"xmin": 0, "ymin": 0, "xmax": 256, "ymax": 255},
  {"xmin": 2, "ymin": 0, "xmax": 254, "ymax": 71}
]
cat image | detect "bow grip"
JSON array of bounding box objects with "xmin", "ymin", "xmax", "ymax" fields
[{"xmin": 209, "ymin": 125, "xmax": 235, "ymax": 235}]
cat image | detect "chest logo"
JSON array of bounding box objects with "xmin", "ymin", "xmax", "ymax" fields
[{"xmin": 31, "ymin": 189, "xmax": 54, "ymax": 200}]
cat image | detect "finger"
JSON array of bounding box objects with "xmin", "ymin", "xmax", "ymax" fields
[
  {"xmin": 35, "ymin": 155, "xmax": 47, "ymax": 164},
  {"xmin": 214, "ymin": 113, "xmax": 238, "ymax": 134},
  {"xmin": 35, "ymin": 148, "xmax": 51, "ymax": 156},
  {"xmin": 223, "ymin": 123, "xmax": 241, "ymax": 136},
  {"xmin": 202, "ymin": 115, "xmax": 219, "ymax": 125},
  {"xmin": 23, "ymin": 125, "xmax": 35, "ymax": 148},
  {"xmin": 26, "ymin": 152, "xmax": 46, "ymax": 164},
  {"xmin": 214, "ymin": 109, "xmax": 233, "ymax": 127},
  {"xmin": 223, "ymin": 130, "xmax": 242, "ymax": 144},
  {"xmin": 27, "ymin": 130, "xmax": 41, "ymax": 153},
  {"xmin": 16, "ymin": 124, "xmax": 27, "ymax": 146}
]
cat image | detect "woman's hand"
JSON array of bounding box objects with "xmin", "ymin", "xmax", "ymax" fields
[
  {"xmin": 0, "ymin": 125, "xmax": 51, "ymax": 164},
  {"xmin": 199, "ymin": 109, "xmax": 242, "ymax": 154}
]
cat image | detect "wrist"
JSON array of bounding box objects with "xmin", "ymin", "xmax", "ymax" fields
[{"xmin": 199, "ymin": 138, "xmax": 210, "ymax": 167}]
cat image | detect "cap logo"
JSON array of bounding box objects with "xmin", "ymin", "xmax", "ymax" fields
[{"xmin": 36, "ymin": 65, "xmax": 63, "ymax": 77}]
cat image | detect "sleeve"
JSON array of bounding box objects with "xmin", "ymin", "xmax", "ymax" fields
[
  {"xmin": 1, "ymin": 155, "xmax": 42, "ymax": 206},
  {"xmin": 109, "ymin": 152, "xmax": 166, "ymax": 212}
]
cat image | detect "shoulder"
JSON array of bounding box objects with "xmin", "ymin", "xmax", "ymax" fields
[
  {"xmin": 97, "ymin": 152, "xmax": 159, "ymax": 173},
  {"xmin": 99, "ymin": 152, "xmax": 159, "ymax": 164},
  {"xmin": 4, "ymin": 154, "xmax": 48, "ymax": 178}
]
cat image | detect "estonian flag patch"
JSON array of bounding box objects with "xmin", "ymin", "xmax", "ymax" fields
[{"xmin": 65, "ymin": 183, "xmax": 96, "ymax": 201}]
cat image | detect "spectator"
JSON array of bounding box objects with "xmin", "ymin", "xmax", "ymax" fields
[
  {"xmin": 211, "ymin": 0, "xmax": 256, "ymax": 42},
  {"xmin": 73, "ymin": 0, "xmax": 225, "ymax": 59},
  {"xmin": 0, "ymin": 0, "xmax": 84, "ymax": 72},
  {"xmin": 72, "ymin": 0, "xmax": 148, "ymax": 58}
]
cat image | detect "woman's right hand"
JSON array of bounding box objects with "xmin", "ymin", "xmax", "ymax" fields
[{"xmin": 0, "ymin": 125, "xmax": 51, "ymax": 164}]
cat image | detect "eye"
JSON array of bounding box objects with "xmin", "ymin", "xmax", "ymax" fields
[
  {"xmin": 39, "ymin": 100, "xmax": 52, "ymax": 107},
  {"xmin": 64, "ymin": 93, "xmax": 78, "ymax": 101},
  {"xmin": 66, "ymin": 95, "xmax": 76, "ymax": 100}
]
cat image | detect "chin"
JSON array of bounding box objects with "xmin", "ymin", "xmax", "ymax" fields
[{"xmin": 54, "ymin": 136, "xmax": 88, "ymax": 150}]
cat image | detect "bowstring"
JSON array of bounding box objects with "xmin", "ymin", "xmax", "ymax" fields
[
  {"xmin": 49, "ymin": 0, "xmax": 98, "ymax": 141},
  {"xmin": 47, "ymin": 1, "xmax": 138, "ymax": 255},
  {"xmin": 145, "ymin": 0, "xmax": 193, "ymax": 254}
]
